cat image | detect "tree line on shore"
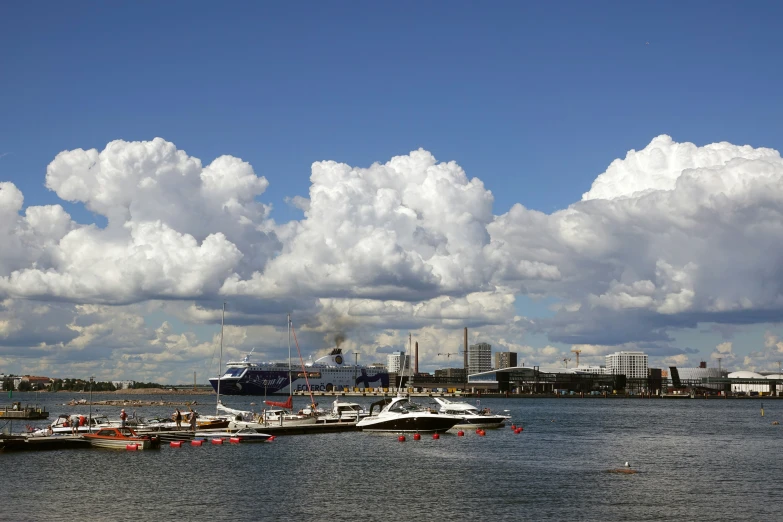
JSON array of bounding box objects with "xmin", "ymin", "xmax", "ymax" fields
[{"xmin": 3, "ymin": 376, "xmax": 164, "ymax": 392}]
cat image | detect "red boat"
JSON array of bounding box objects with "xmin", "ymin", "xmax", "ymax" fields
[{"xmin": 82, "ymin": 427, "xmax": 161, "ymax": 450}]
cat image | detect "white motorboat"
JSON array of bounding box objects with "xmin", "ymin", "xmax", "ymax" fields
[
  {"xmin": 356, "ymin": 395, "xmax": 462, "ymax": 433},
  {"xmin": 317, "ymin": 399, "xmax": 369, "ymax": 423},
  {"xmin": 432, "ymin": 398, "xmax": 510, "ymax": 429},
  {"xmin": 30, "ymin": 414, "xmax": 114, "ymax": 436}
]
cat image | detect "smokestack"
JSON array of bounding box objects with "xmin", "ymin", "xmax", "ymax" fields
[
  {"xmin": 415, "ymin": 342, "xmax": 419, "ymax": 374},
  {"xmin": 464, "ymin": 327, "xmax": 468, "ymax": 372}
]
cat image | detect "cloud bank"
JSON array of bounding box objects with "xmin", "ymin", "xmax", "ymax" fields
[{"xmin": 2, "ymin": 135, "xmax": 783, "ymax": 379}]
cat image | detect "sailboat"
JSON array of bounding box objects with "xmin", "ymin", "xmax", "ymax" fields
[
  {"xmin": 194, "ymin": 303, "xmax": 231, "ymax": 430},
  {"xmin": 218, "ymin": 314, "xmax": 316, "ymax": 428}
]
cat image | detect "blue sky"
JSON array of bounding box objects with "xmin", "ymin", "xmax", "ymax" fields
[
  {"xmin": 3, "ymin": 1, "xmax": 781, "ymax": 218},
  {"xmin": 2, "ymin": 1, "xmax": 783, "ymax": 381}
]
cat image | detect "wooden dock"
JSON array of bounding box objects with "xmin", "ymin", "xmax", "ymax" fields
[
  {"xmin": 0, "ymin": 403, "xmax": 49, "ymax": 420},
  {"xmin": 0, "ymin": 434, "xmax": 89, "ymax": 452}
]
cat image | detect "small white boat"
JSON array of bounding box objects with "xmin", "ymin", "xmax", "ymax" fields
[
  {"xmin": 317, "ymin": 399, "xmax": 369, "ymax": 423},
  {"xmin": 193, "ymin": 428, "xmax": 274, "ymax": 443}
]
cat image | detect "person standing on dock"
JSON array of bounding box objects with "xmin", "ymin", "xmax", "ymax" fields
[
  {"xmin": 120, "ymin": 409, "xmax": 128, "ymax": 428},
  {"xmin": 189, "ymin": 408, "xmax": 197, "ymax": 431},
  {"xmin": 175, "ymin": 408, "xmax": 182, "ymax": 430}
]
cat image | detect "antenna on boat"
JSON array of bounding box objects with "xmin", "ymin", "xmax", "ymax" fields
[
  {"xmin": 288, "ymin": 313, "xmax": 292, "ymax": 402},
  {"xmin": 216, "ymin": 302, "xmax": 225, "ymax": 416}
]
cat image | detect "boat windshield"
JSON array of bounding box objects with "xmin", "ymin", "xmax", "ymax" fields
[
  {"xmin": 223, "ymin": 368, "xmax": 245, "ymax": 377},
  {"xmin": 389, "ymin": 399, "xmax": 427, "ymax": 413}
]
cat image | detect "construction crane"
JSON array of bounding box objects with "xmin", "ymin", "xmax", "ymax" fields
[
  {"xmin": 563, "ymin": 357, "xmax": 571, "ymax": 368},
  {"xmin": 571, "ymin": 348, "xmax": 582, "ymax": 367},
  {"xmin": 438, "ymin": 352, "xmax": 460, "ymax": 359}
]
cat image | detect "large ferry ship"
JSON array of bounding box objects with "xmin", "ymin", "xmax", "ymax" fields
[{"xmin": 209, "ymin": 348, "xmax": 390, "ymax": 396}]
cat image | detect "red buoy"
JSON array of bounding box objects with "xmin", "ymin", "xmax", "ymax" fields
[
  {"xmin": 432, "ymin": 433, "xmax": 440, "ymax": 440},
  {"xmin": 191, "ymin": 440, "xmax": 203, "ymax": 446},
  {"xmin": 211, "ymin": 438, "xmax": 224, "ymax": 445},
  {"xmin": 229, "ymin": 437, "xmax": 241, "ymax": 444},
  {"xmin": 413, "ymin": 433, "xmax": 421, "ymax": 441},
  {"xmin": 125, "ymin": 444, "xmax": 138, "ymax": 451},
  {"xmin": 267, "ymin": 436, "xmax": 275, "ymax": 442},
  {"xmin": 170, "ymin": 441, "xmax": 182, "ymax": 448},
  {"xmin": 515, "ymin": 428, "xmax": 522, "ymax": 434},
  {"xmin": 511, "ymin": 424, "xmax": 516, "ymax": 430},
  {"xmin": 478, "ymin": 430, "xmax": 485, "ymax": 437},
  {"xmin": 398, "ymin": 435, "xmax": 406, "ymax": 442},
  {"xmin": 457, "ymin": 430, "xmax": 464, "ymax": 437},
  {"xmin": 518, "ymin": 427, "xmax": 524, "ymax": 432}
]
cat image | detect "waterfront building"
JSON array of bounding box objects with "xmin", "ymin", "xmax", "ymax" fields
[
  {"xmin": 606, "ymin": 351, "xmax": 648, "ymax": 379},
  {"xmin": 468, "ymin": 343, "xmax": 492, "ymax": 375},
  {"xmin": 387, "ymin": 351, "xmax": 410, "ymax": 373},
  {"xmin": 495, "ymin": 351, "xmax": 517, "ymax": 370},
  {"xmin": 574, "ymin": 365, "xmax": 608, "ymax": 374},
  {"xmin": 434, "ymin": 367, "xmax": 467, "ymax": 381},
  {"xmin": 111, "ymin": 380, "xmax": 135, "ymax": 390}
]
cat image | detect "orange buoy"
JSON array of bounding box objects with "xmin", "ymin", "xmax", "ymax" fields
[
  {"xmin": 211, "ymin": 438, "xmax": 224, "ymax": 445},
  {"xmin": 413, "ymin": 433, "xmax": 421, "ymax": 441},
  {"xmin": 432, "ymin": 433, "xmax": 440, "ymax": 440},
  {"xmin": 457, "ymin": 430, "xmax": 464, "ymax": 437},
  {"xmin": 191, "ymin": 439, "xmax": 203, "ymax": 446},
  {"xmin": 229, "ymin": 437, "xmax": 241, "ymax": 444},
  {"xmin": 125, "ymin": 444, "xmax": 138, "ymax": 451},
  {"xmin": 170, "ymin": 441, "xmax": 182, "ymax": 448},
  {"xmin": 398, "ymin": 435, "xmax": 406, "ymax": 442}
]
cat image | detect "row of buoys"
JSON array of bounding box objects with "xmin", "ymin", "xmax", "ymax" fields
[{"xmin": 398, "ymin": 433, "xmax": 443, "ymax": 442}]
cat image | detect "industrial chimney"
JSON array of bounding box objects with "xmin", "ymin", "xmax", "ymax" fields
[{"xmin": 464, "ymin": 327, "xmax": 468, "ymax": 372}]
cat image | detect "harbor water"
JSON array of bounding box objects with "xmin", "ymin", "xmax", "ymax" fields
[{"xmin": 1, "ymin": 393, "xmax": 781, "ymax": 521}]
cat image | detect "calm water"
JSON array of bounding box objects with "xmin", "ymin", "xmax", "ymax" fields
[{"xmin": 2, "ymin": 393, "xmax": 782, "ymax": 521}]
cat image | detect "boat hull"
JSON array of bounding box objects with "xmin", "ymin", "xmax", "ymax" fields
[
  {"xmin": 452, "ymin": 416, "xmax": 508, "ymax": 429},
  {"xmin": 357, "ymin": 415, "xmax": 460, "ymax": 433},
  {"xmin": 85, "ymin": 438, "xmax": 153, "ymax": 450}
]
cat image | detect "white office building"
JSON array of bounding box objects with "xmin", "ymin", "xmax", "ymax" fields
[
  {"xmin": 468, "ymin": 343, "xmax": 492, "ymax": 375},
  {"xmin": 387, "ymin": 351, "xmax": 410, "ymax": 373},
  {"xmin": 606, "ymin": 351, "xmax": 648, "ymax": 379}
]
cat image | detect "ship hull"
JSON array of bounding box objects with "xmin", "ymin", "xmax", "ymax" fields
[{"xmin": 210, "ymin": 368, "xmax": 390, "ymax": 396}]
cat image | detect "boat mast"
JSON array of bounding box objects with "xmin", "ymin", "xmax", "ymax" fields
[
  {"xmin": 216, "ymin": 302, "xmax": 225, "ymax": 416},
  {"xmin": 288, "ymin": 313, "xmax": 292, "ymax": 399}
]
